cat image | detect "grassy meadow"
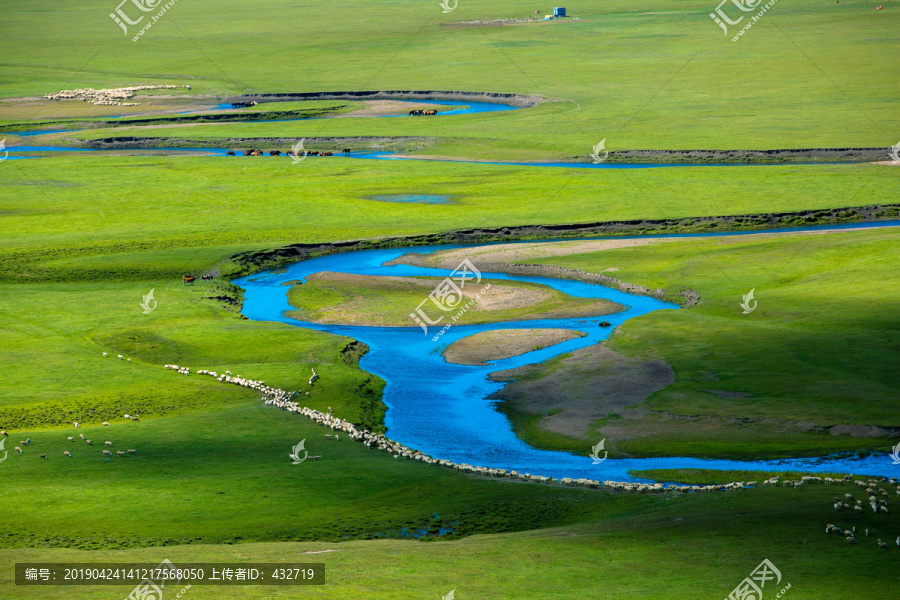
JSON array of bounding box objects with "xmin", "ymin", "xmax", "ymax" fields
[{"xmin": 1, "ymin": 0, "xmax": 898, "ymax": 597}]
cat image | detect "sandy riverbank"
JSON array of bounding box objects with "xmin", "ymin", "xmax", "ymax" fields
[{"xmin": 442, "ymin": 328, "xmax": 586, "ymax": 366}]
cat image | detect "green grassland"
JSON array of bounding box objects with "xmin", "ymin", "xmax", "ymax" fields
[
  {"xmin": 2, "ymin": 157, "xmax": 898, "ymax": 268},
  {"xmin": 1, "ymin": 478, "xmax": 898, "ymax": 599},
  {"xmin": 2, "ymin": 0, "xmax": 898, "ymax": 595}
]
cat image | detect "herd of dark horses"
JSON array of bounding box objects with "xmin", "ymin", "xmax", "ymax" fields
[
  {"xmin": 224, "ymin": 148, "xmax": 352, "ymax": 157},
  {"xmin": 408, "ymin": 109, "xmax": 437, "ymax": 116}
]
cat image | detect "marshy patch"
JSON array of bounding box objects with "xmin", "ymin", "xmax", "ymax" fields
[{"xmin": 366, "ymin": 194, "xmax": 452, "ymax": 204}]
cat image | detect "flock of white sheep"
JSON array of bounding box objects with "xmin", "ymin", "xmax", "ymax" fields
[
  {"xmin": 43, "ymin": 84, "xmax": 189, "ymax": 106},
  {"xmin": 160, "ymin": 362, "xmax": 777, "ymax": 494},
  {"xmin": 1, "ymin": 419, "xmax": 136, "ymax": 459},
  {"xmin": 825, "ymin": 478, "xmax": 900, "ymax": 550}
]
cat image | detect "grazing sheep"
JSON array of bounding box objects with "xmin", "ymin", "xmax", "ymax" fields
[
  {"xmin": 102, "ymin": 450, "xmax": 112, "ymax": 456},
  {"xmin": 103, "ymin": 352, "xmax": 108, "ymax": 357},
  {"xmin": 846, "ymin": 535, "xmax": 858, "ymax": 544},
  {"xmin": 67, "ymin": 436, "xmax": 74, "ymax": 441},
  {"xmin": 0, "ymin": 430, "xmax": 6, "ymax": 436},
  {"xmin": 105, "ymin": 441, "xmax": 112, "ymax": 446},
  {"xmin": 131, "ymin": 417, "xmax": 139, "ymax": 422},
  {"xmin": 880, "ymin": 505, "xmax": 889, "ymax": 514},
  {"xmin": 844, "ymin": 493, "xmax": 853, "ymax": 500},
  {"xmin": 39, "ymin": 454, "xmax": 46, "ymax": 459},
  {"xmin": 118, "ymin": 355, "xmax": 124, "ymax": 360},
  {"xmin": 877, "ymin": 539, "xmax": 889, "ymax": 549},
  {"xmin": 127, "ymin": 449, "xmax": 135, "ymax": 454},
  {"xmin": 79, "ymin": 433, "xmax": 85, "ymax": 440},
  {"xmin": 854, "ymin": 505, "xmax": 863, "ymax": 512},
  {"xmin": 116, "ymin": 451, "xmax": 125, "ymax": 456},
  {"xmin": 896, "ymin": 536, "xmax": 899, "ymax": 546},
  {"xmin": 102, "ymin": 422, "xmax": 109, "ymax": 426},
  {"xmin": 63, "ymin": 451, "xmax": 71, "ymax": 457},
  {"xmin": 73, "ymin": 422, "xmax": 79, "ymax": 428},
  {"xmin": 123, "ymin": 414, "xmax": 132, "ymax": 419},
  {"xmin": 14, "ymin": 446, "xmax": 22, "ymax": 453},
  {"xmin": 85, "ymin": 440, "xmax": 92, "ymax": 445},
  {"xmin": 865, "ymin": 528, "xmax": 870, "ymax": 536}
]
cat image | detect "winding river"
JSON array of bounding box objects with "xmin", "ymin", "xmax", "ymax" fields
[
  {"xmin": 234, "ymin": 221, "xmax": 900, "ymax": 483},
  {"xmin": 0, "ymin": 99, "xmax": 849, "ymax": 168}
]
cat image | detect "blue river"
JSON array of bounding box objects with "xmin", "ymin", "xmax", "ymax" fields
[{"xmin": 233, "ymin": 222, "xmax": 900, "ymax": 483}]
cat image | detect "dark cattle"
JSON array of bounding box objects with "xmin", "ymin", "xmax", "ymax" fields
[
  {"xmin": 40, "ymin": 454, "xmax": 47, "ymax": 459},
  {"xmin": 243, "ymin": 150, "xmax": 253, "ymax": 156},
  {"xmin": 250, "ymin": 149, "xmax": 263, "ymax": 156},
  {"xmin": 201, "ymin": 274, "xmax": 214, "ymax": 281},
  {"xmin": 598, "ymin": 321, "xmax": 612, "ymax": 327},
  {"xmin": 424, "ymin": 109, "xmax": 437, "ymax": 115},
  {"xmin": 230, "ymin": 101, "xmax": 258, "ymax": 108},
  {"xmin": 322, "ymin": 151, "xmax": 333, "ymax": 156},
  {"xmin": 269, "ymin": 150, "xmax": 281, "ymax": 156},
  {"xmin": 342, "ymin": 148, "xmax": 351, "ymax": 154},
  {"xmin": 226, "ymin": 150, "xmax": 235, "ymax": 156},
  {"xmin": 409, "ymin": 109, "xmax": 423, "ymax": 116},
  {"xmin": 183, "ymin": 275, "xmax": 196, "ymax": 286}
]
